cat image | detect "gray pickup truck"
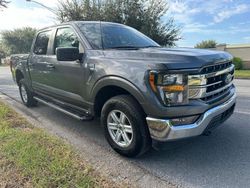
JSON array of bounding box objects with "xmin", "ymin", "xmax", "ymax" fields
[{"xmin": 11, "ymin": 21, "xmax": 236, "ymax": 157}]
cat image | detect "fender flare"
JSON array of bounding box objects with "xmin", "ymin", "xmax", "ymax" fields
[
  {"xmin": 14, "ymin": 60, "xmax": 32, "ymax": 90},
  {"xmin": 15, "ymin": 64, "xmax": 25, "ymax": 84},
  {"xmin": 90, "ymin": 76, "xmax": 145, "ymax": 104}
]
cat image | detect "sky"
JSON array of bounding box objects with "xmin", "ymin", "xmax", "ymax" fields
[
  {"xmin": 167, "ymin": 0, "xmax": 250, "ymax": 46},
  {"xmin": 0, "ymin": 0, "xmax": 250, "ymax": 47}
]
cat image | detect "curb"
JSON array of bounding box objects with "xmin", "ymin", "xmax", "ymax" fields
[{"xmin": 234, "ymin": 77, "xmax": 250, "ymax": 80}]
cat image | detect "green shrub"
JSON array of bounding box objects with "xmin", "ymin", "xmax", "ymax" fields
[{"xmin": 233, "ymin": 57, "xmax": 243, "ymax": 70}]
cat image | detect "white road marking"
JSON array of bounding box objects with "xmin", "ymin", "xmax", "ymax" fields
[{"xmin": 235, "ymin": 110, "xmax": 250, "ymax": 115}]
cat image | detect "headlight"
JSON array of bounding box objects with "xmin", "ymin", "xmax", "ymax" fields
[{"xmin": 149, "ymin": 71, "xmax": 189, "ymax": 106}]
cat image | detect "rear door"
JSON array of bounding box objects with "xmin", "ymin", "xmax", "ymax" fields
[{"xmin": 29, "ymin": 29, "xmax": 54, "ymax": 94}]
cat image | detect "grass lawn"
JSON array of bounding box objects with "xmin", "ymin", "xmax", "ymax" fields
[
  {"xmin": 235, "ymin": 70, "xmax": 250, "ymax": 79},
  {"xmin": 0, "ymin": 101, "xmax": 117, "ymax": 188}
]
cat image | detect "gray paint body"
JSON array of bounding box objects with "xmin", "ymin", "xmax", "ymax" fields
[{"xmin": 11, "ymin": 21, "xmax": 233, "ymax": 119}]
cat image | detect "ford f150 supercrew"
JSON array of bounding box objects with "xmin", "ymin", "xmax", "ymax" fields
[{"xmin": 10, "ymin": 21, "xmax": 236, "ymax": 157}]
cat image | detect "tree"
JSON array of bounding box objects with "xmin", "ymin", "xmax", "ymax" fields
[
  {"xmin": 57, "ymin": 0, "xmax": 85, "ymax": 22},
  {"xmin": 56, "ymin": 0, "xmax": 181, "ymax": 46},
  {"xmin": 1, "ymin": 27, "xmax": 37, "ymax": 55},
  {"xmin": 0, "ymin": 43, "xmax": 6, "ymax": 64},
  {"xmin": 195, "ymin": 40, "xmax": 217, "ymax": 49},
  {"xmin": 233, "ymin": 57, "xmax": 243, "ymax": 70},
  {"xmin": 139, "ymin": 0, "xmax": 180, "ymax": 47},
  {"xmin": 0, "ymin": 0, "xmax": 9, "ymax": 9}
]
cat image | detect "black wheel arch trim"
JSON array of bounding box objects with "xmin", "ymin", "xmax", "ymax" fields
[
  {"xmin": 90, "ymin": 76, "xmax": 145, "ymax": 104},
  {"xmin": 14, "ymin": 61, "xmax": 33, "ymax": 91}
]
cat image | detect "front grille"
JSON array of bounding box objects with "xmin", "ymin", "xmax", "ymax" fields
[
  {"xmin": 201, "ymin": 85, "xmax": 232, "ymax": 102},
  {"xmin": 205, "ymin": 67, "xmax": 234, "ymax": 93},
  {"xmin": 204, "ymin": 104, "xmax": 235, "ymax": 131},
  {"xmin": 189, "ymin": 61, "xmax": 234, "ymax": 103},
  {"xmin": 200, "ymin": 61, "xmax": 232, "ymax": 74}
]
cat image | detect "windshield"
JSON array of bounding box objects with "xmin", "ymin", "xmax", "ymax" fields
[{"xmin": 76, "ymin": 22, "xmax": 160, "ymax": 50}]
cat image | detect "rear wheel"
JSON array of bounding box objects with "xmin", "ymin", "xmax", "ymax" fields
[
  {"xmin": 101, "ymin": 95, "xmax": 151, "ymax": 157},
  {"xmin": 19, "ymin": 79, "xmax": 37, "ymax": 107}
]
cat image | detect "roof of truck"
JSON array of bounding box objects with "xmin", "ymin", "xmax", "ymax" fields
[{"xmin": 39, "ymin": 21, "xmax": 124, "ymax": 31}]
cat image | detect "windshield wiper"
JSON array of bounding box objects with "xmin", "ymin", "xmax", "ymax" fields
[
  {"xmin": 105, "ymin": 45, "xmax": 161, "ymax": 50},
  {"xmin": 141, "ymin": 45, "xmax": 161, "ymax": 48},
  {"xmin": 105, "ymin": 46, "xmax": 140, "ymax": 50}
]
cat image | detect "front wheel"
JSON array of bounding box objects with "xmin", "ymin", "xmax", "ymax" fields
[
  {"xmin": 101, "ymin": 95, "xmax": 151, "ymax": 157},
  {"xmin": 19, "ymin": 79, "xmax": 37, "ymax": 107}
]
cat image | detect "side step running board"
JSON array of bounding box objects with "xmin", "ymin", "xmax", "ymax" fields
[{"xmin": 34, "ymin": 97, "xmax": 92, "ymax": 121}]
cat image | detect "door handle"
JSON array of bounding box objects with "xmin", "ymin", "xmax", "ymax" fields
[
  {"xmin": 46, "ymin": 64, "xmax": 55, "ymax": 69},
  {"xmin": 88, "ymin": 64, "xmax": 95, "ymax": 71}
]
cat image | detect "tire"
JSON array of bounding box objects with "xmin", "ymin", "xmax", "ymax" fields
[
  {"xmin": 101, "ymin": 95, "xmax": 151, "ymax": 157},
  {"xmin": 19, "ymin": 79, "xmax": 37, "ymax": 107}
]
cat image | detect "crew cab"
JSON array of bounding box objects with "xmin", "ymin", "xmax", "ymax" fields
[{"xmin": 11, "ymin": 21, "xmax": 236, "ymax": 157}]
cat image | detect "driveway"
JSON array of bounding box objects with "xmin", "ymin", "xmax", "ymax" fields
[{"xmin": 0, "ymin": 66, "xmax": 250, "ymax": 188}]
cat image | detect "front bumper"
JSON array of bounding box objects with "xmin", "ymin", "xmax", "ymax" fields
[{"xmin": 146, "ymin": 93, "xmax": 236, "ymax": 141}]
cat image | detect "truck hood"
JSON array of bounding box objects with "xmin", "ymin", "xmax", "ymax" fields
[{"xmin": 103, "ymin": 47, "xmax": 233, "ymax": 70}]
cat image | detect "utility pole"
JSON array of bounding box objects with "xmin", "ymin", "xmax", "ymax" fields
[{"xmin": 25, "ymin": 0, "xmax": 57, "ymax": 15}]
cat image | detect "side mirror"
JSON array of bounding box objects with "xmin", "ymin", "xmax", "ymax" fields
[{"xmin": 56, "ymin": 47, "xmax": 80, "ymax": 61}]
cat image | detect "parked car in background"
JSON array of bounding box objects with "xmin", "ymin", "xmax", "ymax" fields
[{"xmin": 10, "ymin": 21, "xmax": 236, "ymax": 157}]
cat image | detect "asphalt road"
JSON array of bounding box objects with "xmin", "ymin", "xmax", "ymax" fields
[{"xmin": 1, "ymin": 66, "xmax": 250, "ymax": 188}]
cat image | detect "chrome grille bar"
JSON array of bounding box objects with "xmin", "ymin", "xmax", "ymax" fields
[
  {"xmin": 205, "ymin": 83, "xmax": 233, "ymax": 97},
  {"xmin": 189, "ymin": 81, "xmax": 223, "ymax": 89},
  {"xmin": 188, "ymin": 63, "xmax": 234, "ymax": 101},
  {"xmin": 205, "ymin": 65, "xmax": 234, "ymax": 78}
]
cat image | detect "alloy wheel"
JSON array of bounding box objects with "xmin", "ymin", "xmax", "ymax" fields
[{"xmin": 107, "ymin": 110, "xmax": 133, "ymax": 148}]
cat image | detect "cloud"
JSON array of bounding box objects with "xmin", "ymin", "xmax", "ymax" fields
[
  {"xmin": 168, "ymin": 0, "xmax": 200, "ymax": 24},
  {"xmin": 243, "ymin": 36, "xmax": 250, "ymax": 42},
  {"xmin": 167, "ymin": 0, "xmax": 218, "ymax": 35},
  {"xmin": 0, "ymin": 4, "xmax": 57, "ymax": 31},
  {"xmin": 214, "ymin": 4, "xmax": 249, "ymax": 23},
  {"xmin": 168, "ymin": 0, "xmax": 250, "ymax": 25},
  {"xmin": 168, "ymin": 0, "xmax": 189, "ymax": 14},
  {"xmin": 167, "ymin": 0, "xmax": 250, "ymax": 36},
  {"xmin": 185, "ymin": 25, "xmax": 250, "ymax": 35},
  {"xmin": 167, "ymin": 0, "xmax": 250, "ymax": 46},
  {"xmin": 180, "ymin": 22, "xmax": 205, "ymax": 32}
]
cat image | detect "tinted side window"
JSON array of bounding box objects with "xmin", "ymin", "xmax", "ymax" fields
[
  {"xmin": 77, "ymin": 23, "xmax": 102, "ymax": 49},
  {"xmin": 33, "ymin": 30, "xmax": 51, "ymax": 55},
  {"xmin": 54, "ymin": 28, "xmax": 79, "ymax": 52}
]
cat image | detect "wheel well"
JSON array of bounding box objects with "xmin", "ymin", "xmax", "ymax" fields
[
  {"xmin": 16, "ymin": 70, "xmax": 24, "ymax": 86},
  {"xmin": 94, "ymin": 86, "xmax": 143, "ymax": 117}
]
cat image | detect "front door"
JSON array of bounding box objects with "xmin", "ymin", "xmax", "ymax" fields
[{"xmin": 43, "ymin": 27, "xmax": 87, "ymax": 108}]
